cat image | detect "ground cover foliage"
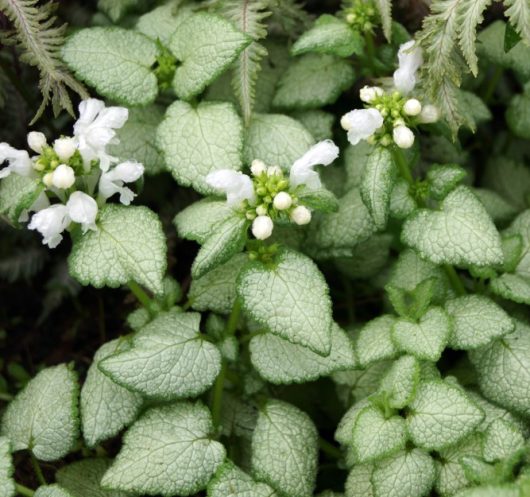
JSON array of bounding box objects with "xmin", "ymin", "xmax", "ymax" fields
[{"xmin": 1, "ymin": 0, "xmax": 530, "ymax": 496}]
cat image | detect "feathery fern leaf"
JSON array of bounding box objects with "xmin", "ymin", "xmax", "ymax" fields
[
  {"xmin": 374, "ymin": 0, "xmax": 392, "ymax": 41},
  {"xmin": 210, "ymin": 0, "xmax": 271, "ymax": 126},
  {"xmin": 505, "ymin": 0, "xmax": 530, "ymax": 43},
  {"xmin": 0, "ymin": 0, "xmax": 88, "ymax": 123},
  {"xmin": 268, "ymin": 0, "xmax": 313, "ymax": 38}
]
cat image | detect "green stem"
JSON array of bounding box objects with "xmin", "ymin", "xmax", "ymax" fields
[
  {"xmin": 364, "ymin": 30, "xmax": 376, "ymax": 74},
  {"xmin": 319, "ymin": 437, "xmax": 342, "ymax": 460},
  {"xmin": 15, "ymin": 483, "xmax": 35, "ymax": 497},
  {"xmin": 444, "ymin": 265, "xmax": 466, "ymax": 296},
  {"xmin": 211, "ymin": 299, "xmax": 242, "ymax": 429},
  {"xmin": 30, "ymin": 453, "xmax": 46, "ymax": 486},
  {"xmin": 391, "ymin": 146, "xmax": 414, "ymax": 185},
  {"xmin": 0, "ymin": 392, "xmax": 14, "ymax": 402},
  {"xmin": 127, "ymin": 281, "xmax": 155, "ymax": 314},
  {"xmin": 482, "ymin": 66, "xmax": 503, "ymax": 104}
]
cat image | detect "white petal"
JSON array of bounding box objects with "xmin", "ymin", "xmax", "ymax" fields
[
  {"xmin": 106, "ymin": 161, "xmax": 144, "ymax": 183},
  {"xmin": 54, "ymin": 137, "xmax": 78, "ymax": 162},
  {"xmin": 75, "ymin": 99, "xmax": 106, "ymax": 128},
  {"xmin": 0, "ymin": 143, "xmax": 33, "ymax": 177},
  {"xmin": 118, "ymin": 187, "xmax": 136, "ymax": 206},
  {"xmin": 290, "ymin": 140, "xmax": 339, "ymax": 189},
  {"xmin": 342, "ymin": 109, "xmax": 384, "ymax": 146},
  {"xmin": 206, "ymin": 169, "xmax": 255, "ymax": 207},
  {"xmin": 393, "ymin": 40, "xmax": 423, "ymax": 94},
  {"xmin": 28, "ymin": 204, "xmax": 70, "ymax": 248},
  {"xmin": 67, "ymin": 191, "xmax": 98, "ymax": 232},
  {"xmin": 92, "ymin": 106, "xmax": 129, "ymax": 130}
]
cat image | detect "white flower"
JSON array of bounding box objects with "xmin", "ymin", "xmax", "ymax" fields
[
  {"xmin": 98, "ymin": 161, "xmax": 144, "ymax": 206},
  {"xmin": 206, "ymin": 169, "xmax": 256, "ymax": 207},
  {"xmin": 28, "ymin": 204, "xmax": 70, "ymax": 248},
  {"xmin": 252, "ymin": 215, "xmax": 274, "ymax": 240},
  {"xmin": 360, "ymin": 86, "xmax": 383, "ymax": 103},
  {"xmin": 51, "ymin": 164, "xmax": 76, "ymax": 189},
  {"xmin": 66, "ymin": 191, "xmax": 98, "ymax": 233},
  {"xmin": 418, "ymin": 104, "xmax": 440, "ymax": 124},
  {"xmin": 403, "ymin": 98, "xmax": 422, "ymax": 116},
  {"xmin": 43, "ymin": 173, "xmax": 53, "ymax": 188},
  {"xmin": 27, "ymin": 131, "xmax": 47, "ymax": 153},
  {"xmin": 291, "ymin": 205, "xmax": 312, "ymax": 225},
  {"xmin": 341, "ymin": 109, "xmax": 384, "ymax": 146},
  {"xmin": 54, "ymin": 137, "xmax": 78, "ymax": 162},
  {"xmin": 73, "ymin": 99, "xmax": 128, "ymax": 172},
  {"xmin": 393, "ymin": 40, "xmax": 423, "ymax": 94},
  {"xmin": 393, "ymin": 125, "xmax": 415, "ymax": 149},
  {"xmin": 0, "ymin": 143, "xmax": 33, "ymax": 178},
  {"xmin": 250, "ymin": 159, "xmax": 267, "ymax": 176},
  {"xmin": 273, "ymin": 191, "xmax": 293, "ymax": 210},
  {"xmin": 290, "ymin": 140, "xmax": 340, "ymax": 189}
]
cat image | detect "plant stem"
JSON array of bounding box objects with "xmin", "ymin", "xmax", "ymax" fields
[
  {"xmin": 318, "ymin": 437, "xmax": 342, "ymax": 460},
  {"xmin": 15, "ymin": 483, "xmax": 35, "ymax": 497},
  {"xmin": 127, "ymin": 281, "xmax": 154, "ymax": 314},
  {"xmin": 0, "ymin": 392, "xmax": 14, "ymax": 402},
  {"xmin": 391, "ymin": 146, "xmax": 414, "ymax": 186},
  {"xmin": 482, "ymin": 66, "xmax": 503, "ymax": 104},
  {"xmin": 443, "ymin": 265, "xmax": 466, "ymax": 296},
  {"xmin": 211, "ymin": 299, "xmax": 242, "ymax": 429},
  {"xmin": 364, "ymin": 30, "xmax": 376, "ymax": 74},
  {"xmin": 30, "ymin": 453, "xmax": 46, "ymax": 486}
]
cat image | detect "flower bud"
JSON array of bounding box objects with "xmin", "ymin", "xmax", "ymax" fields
[
  {"xmin": 43, "ymin": 172, "xmax": 53, "ymax": 188},
  {"xmin": 291, "ymin": 205, "xmax": 312, "ymax": 225},
  {"xmin": 267, "ymin": 165, "xmax": 282, "ymax": 176},
  {"xmin": 346, "ymin": 13, "xmax": 356, "ymax": 24},
  {"xmin": 54, "ymin": 137, "xmax": 77, "ymax": 162},
  {"xmin": 273, "ymin": 191, "xmax": 293, "ymax": 210},
  {"xmin": 418, "ymin": 104, "xmax": 440, "ymax": 123},
  {"xmin": 51, "ymin": 164, "xmax": 76, "ymax": 189},
  {"xmin": 27, "ymin": 131, "xmax": 47, "ymax": 154},
  {"xmin": 359, "ymin": 86, "xmax": 382, "ymax": 103},
  {"xmin": 251, "ymin": 159, "xmax": 267, "ymax": 176},
  {"xmin": 393, "ymin": 125, "xmax": 415, "ymax": 149},
  {"xmin": 403, "ymin": 98, "xmax": 422, "ymax": 116},
  {"xmin": 340, "ymin": 115, "xmax": 352, "ymax": 131},
  {"xmin": 256, "ymin": 205, "xmax": 268, "ymax": 216},
  {"xmin": 252, "ymin": 215, "xmax": 274, "ymax": 240}
]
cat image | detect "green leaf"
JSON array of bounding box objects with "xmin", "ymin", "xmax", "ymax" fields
[
  {"xmin": 483, "ymin": 157, "xmax": 530, "ymax": 211},
  {"xmin": 483, "ymin": 419, "xmax": 524, "ymax": 463},
  {"xmin": 273, "ymin": 54, "xmax": 355, "ymax": 110},
  {"xmin": 62, "ymin": 27, "xmax": 158, "ymax": 105},
  {"xmin": 372, "ymin": 449, "xmax": 435, "ymax": 497},
  {"xmin": 504, "ymin": 21, "xmax": 522, "ymax": 51},
  {"xmin": 192, "ymin": 214, "xmax": 248, "ymax": 279},
  {"xmin": 389, "ymin": 179, "xmax": 416, "ymax": 220},
  {"xmin": 296, "ymin": 186, "xmax": 339, "ymax": 213},
  {"xmin": 0, "ymin": 174, "xmax": 41, "ymax": 226},
  {"xmin": 473, "ymin": 189, "xmax": 518, "ymax": 225},
  {"xmin": 0, "ymin": 437, "xmax": 15, "ymax": 497},
  {"xmin": 445, "ymin": 295, "xmax": 514, "ymax": 350},
  {"xmin": 80, "ymin": 340, "xmax": 143, "ymax": 448},
  {"xmin": 98, "ymin": 0, "xmax": 139, "ymax": 22},
  {"xmin": 57, "ymin": 459, "xmax": 129, "ymax": 497},
  {"xmin": 406, "ymin": 381, "xmax": 484, "ymax": 451},
  {"xmin": 34, "ymin": 485, "xmax": 73, "ymax": 497},
  {"xmin": 208, "ymin": 461, "xmax": 278, "ymax": 497},
  {"xmin": 345, "ymin": 464, "xmax": 375, "ymax": 497},
  {"xmin": 308, "ymin": 189, "xmax": 376, "ymax": 259},
  {"xmin": 454, "ymin": 486, "xmax": 519, "ymax": 497},
  {"xmin": 426, "ymin": 164, "xmax": 467, "ymax": 200},
  {"xmin": 157, "ymin": 101, "xmax": 243, "ymax": 195},
  {"xmin": 250, "ymin": 323, "xmax": 356, "ymax": 384},
  {"xmin": 361, "ymin": 147, "xmax": 395, "ymax": 230},
  {"xmin": 402, "ymin": 186, "xmax": 503, "ymax": 267},
  {"xmin": 136, "ymin": 3, "xmax": 193, "ymax": 46},
  {"xmin": 335, "ymin": 399, "xmax": 371, "ymax": 446},
  {"xmin": 1, "ymin": 364, "xmax": 79, "ymax": 461},
  {"xmin": 169, "ymin": 13, "xmax": 251, "ymax": 100},
  {"xmin": 100, "ymin": 312, "xmax": 221, "ymax": 400},
  {"xmin": 506, "ymin": 92, "xmax": 530, "ymax": 140},
  {"xmin": 378, "ymin": 355, "xmax": 420, "ymax": 409},
  {"xmin": 174, "ymin": 199, "xmax": 235, "ymax": 245},
  {"xmin": 243, "ymin": 113, "xmax": 314, "ymax": 169},
  {"xmin": 356, "ymin": 315, "xmax": 398, "ymax": 368},
  {"xmin": 68, "ymin": 205, "xmax": 167, "ymax": 296},
  {"xmin": 102, "ymin": 402, "xmax": 225, "ymax": 495},
  {"xmin": 108, "ymin": 105, "xmax": 165, "ymax": 175},
  {"xmin": 469, "ymin": 319, "xmax": 530, "ymax": 418},
  {"xmin": 392, "ymin": 307, "xmax": 451, "ymax": 362},
  {"xmin": 352, "ymin": 407, "xmax": 406, "ymax": 464},
  {"xmin": 386, "ymin": 277, "xmax": 437, "ymax": 321},
  {"xmin": 291, "ymin": 110, "xmax": 334, "ymax": 141},
  {"xmin": 238, "ymin": 249, "xmax": 332, "ymax": 355},
  {"xmin": 292, "ymin": 15, "xmax": 362, "ymax": 57},
  {"xmin": 251, "ymin": 400, "xmax": 317, "ymax": 497},
  {"xmin": 189, "ymin": 253, "xmax": 247, "ymax": 314}
]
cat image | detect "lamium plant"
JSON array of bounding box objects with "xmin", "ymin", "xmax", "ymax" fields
[{"xmin": 0, "ymin": 1, "xmax": 530, "ymax": 497}]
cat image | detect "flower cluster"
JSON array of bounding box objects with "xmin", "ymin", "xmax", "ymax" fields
[
  {"xmin": 0, "ymin": 99, "xmax": 144, "ymax": 248},
  {"xmin": 341, "ymin": 40, "xmax": 440, "ymax": 149},
  {"xmin": 206, "ymin": 140, "xmax": 340, "ymax": 240},
  {"xmin": 342, "ymin": 0, "xmax": 378, "ymax": 33}
]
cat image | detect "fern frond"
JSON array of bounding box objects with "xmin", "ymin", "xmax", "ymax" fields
[
  {"xmin": 267, "ymin": 0, "xmax": 313, "ymax": 39},
  {"xmin": 209, "ymin": 0, "xmax": 271, "ymax": 126},
  {"xmin": 0, "ymin": 0, "xmax": 88, "ymax": 123},
  {"xmin": 504, "ymin": 0, "xmax": 530, "ymax": 43},
  {"xmin": 374, "ymin": 0, "xmax": 392, "ymax": 41}
]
